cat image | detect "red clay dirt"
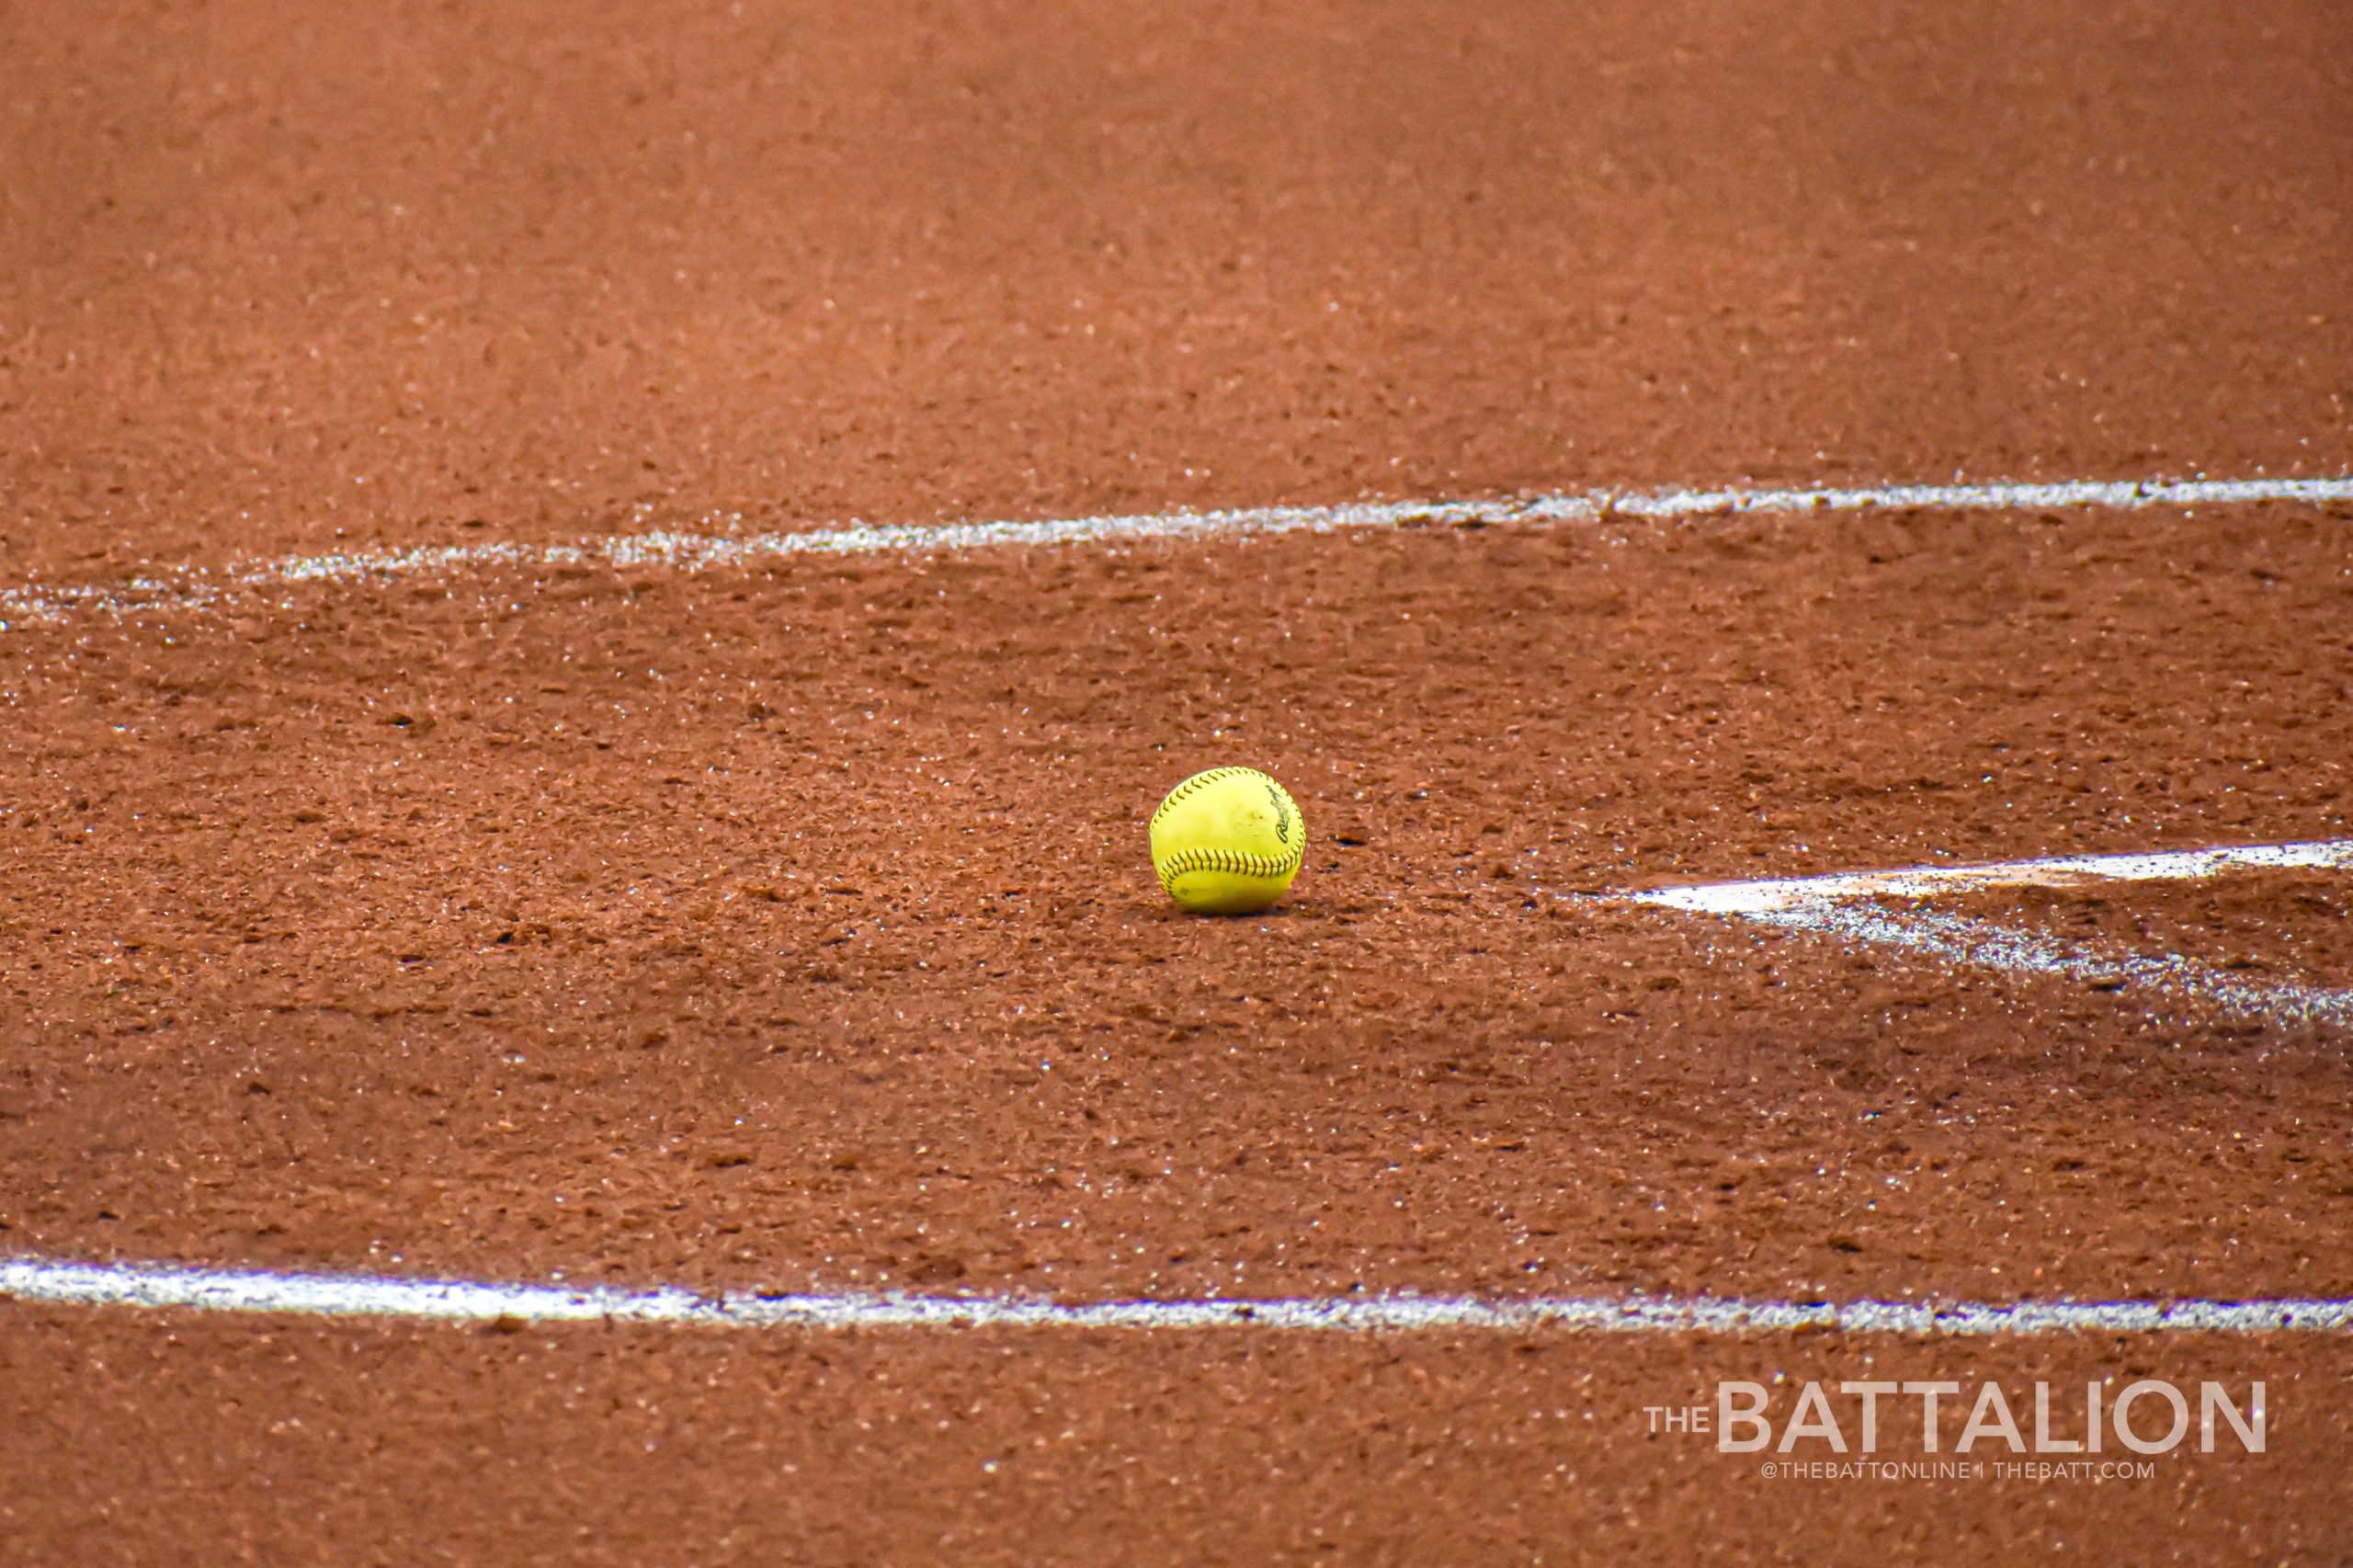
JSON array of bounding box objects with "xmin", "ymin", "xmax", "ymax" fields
[{"xmin": 3, "ymin": 0, "xmax": 2352, "ymax": 1562}]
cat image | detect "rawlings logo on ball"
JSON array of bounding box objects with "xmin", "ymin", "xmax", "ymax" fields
[
  {"xmin": 1149, "ymin": 767, "xmax": 1307, "ymax": 915},
  {"xmin": 1267, "ymin": 781, "xmax": 1292, "ymax": 846}
]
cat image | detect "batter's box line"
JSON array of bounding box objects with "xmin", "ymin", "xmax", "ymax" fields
[
  {"xmin": 1630, "ymin": 839, "xmax": 2353, "ymax": 1028},
  {"xmin": 3, "ymin": 471, "xmax": 2350, "ymax": 628}
]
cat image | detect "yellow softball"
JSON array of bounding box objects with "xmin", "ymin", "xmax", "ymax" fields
[{"xmin": 1148, "ymin": 767, "xmax": 1306, "ymax": 915}]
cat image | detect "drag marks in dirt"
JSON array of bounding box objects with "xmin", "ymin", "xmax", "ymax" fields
[
  {"xmin": 3, "ymin": 473, "xmax": 2349, "ymax": 627},
  {"xmin": 4, "ymin": 1254, "xmax": 2351, "ymax": 1337},
  {"xmin": 1631, "ymin": 840, "xmax": 2353, "ymax": 1028}
]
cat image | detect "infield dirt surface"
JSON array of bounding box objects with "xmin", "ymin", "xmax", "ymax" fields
[{"xmin": 3, "ymin": 0, "xmax": 2351, "ymax": 1562}]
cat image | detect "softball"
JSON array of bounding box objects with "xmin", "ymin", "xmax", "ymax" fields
[{"xmin": 1148, "ymin": 767, "xmax": 1307, "ymax": 915}]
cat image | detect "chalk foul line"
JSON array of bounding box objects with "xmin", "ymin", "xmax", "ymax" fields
[
  {"xmin": 1631, "ymin": 839, "xmax": 2353, "ymax": 1028},
  {"xmin": 1, "ymin": 1255, "xmax": 2347, "ymax": 1336},
  {"xmin": 3, "ymin": 472, "xmax": 2349, "ymax": 627}
]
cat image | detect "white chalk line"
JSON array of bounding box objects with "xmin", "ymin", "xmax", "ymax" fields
[
  {"xmin": 1637, "ymin": 840, "xmax": 2353, "ymax": 916},
  {"xmin": 1632, "ymin": 839, "xmax": 2353, "ymax": 1027},
  {"xmin": 1753, "ymin": 907, "xmax": 2353, "ymax": 1028},
  {"xmin": 4, "ymin": 472, "xmax": 2348, "ymax": 627},
  {"xmin": 3, "ymin": 1255, "xmax": 2347, "ymax": 1337}
]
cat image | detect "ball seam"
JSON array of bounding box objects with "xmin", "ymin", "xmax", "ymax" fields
[
  {"xmin": 1154, "ymin": 840, "xmax": 1305, "ymax": 892},
  {"xmin": 1147, "ymin": 766, "xmax": 1258, "ymax": 831}
]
